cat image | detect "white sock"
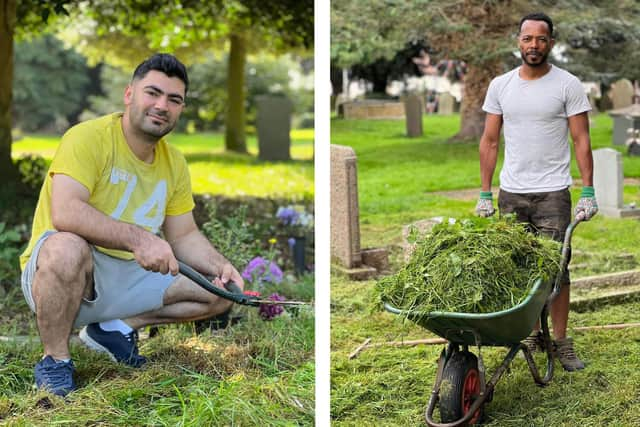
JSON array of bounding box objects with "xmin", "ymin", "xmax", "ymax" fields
[
  {"xmin": 99, "ymin": 319, "xmax": 134, "ymax": 334},
  {"xmin": 44, "ymin": 355, "xmax": 71, "ymax": 363}
]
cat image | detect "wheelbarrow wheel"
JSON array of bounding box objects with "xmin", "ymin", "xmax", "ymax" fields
[{"xmin": 439, "ymin": 351, "xmax": 483, "ymax": 425}]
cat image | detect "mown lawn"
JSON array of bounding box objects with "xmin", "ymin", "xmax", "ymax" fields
[
  {"xmin": 12, "ymin": 129, "xmax": 315, "ymax": 198},
  {"xmin": 330, "ymin": 114, "xmax": 640, "ymax": 425},
  {"xmin": 3, "ymin": 129, "xmax": 315, "ymax": 425}
]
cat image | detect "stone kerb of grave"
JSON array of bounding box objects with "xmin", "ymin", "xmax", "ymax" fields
[{"xmin": 343, "ymin": 100, "xmax": 405, "ymax": 120}]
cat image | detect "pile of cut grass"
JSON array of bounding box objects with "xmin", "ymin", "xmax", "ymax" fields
[{"xmin": 375, "ymin": 217, "xmax": 561, "ymax": 316}]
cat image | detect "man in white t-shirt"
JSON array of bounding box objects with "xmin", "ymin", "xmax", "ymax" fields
[{"xmin": 476, "ymin": 12, "xmax": 598, "ymax": 371}]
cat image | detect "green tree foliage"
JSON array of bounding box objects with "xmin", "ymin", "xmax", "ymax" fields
[
  {"xmin": 183, "ymin": 53, "xmax": 313, "ymax": 132},
  {"xmin": 13, "ymin": 35, "xmax": 91, "ymax": 132},
  {"xmin": 332, "ymin": 0, "xmax": 640, "ymax": 140},
  {"xmin": 80, "ymin": 54, "xmax": 313, "ymax": 133},
  {"xmin": 553, "ymin": 1, "xmax": 640, "ymax": 84},
  {"xmin": 60, "ymin": 0, "xmax": 313, "ymax": 153}
]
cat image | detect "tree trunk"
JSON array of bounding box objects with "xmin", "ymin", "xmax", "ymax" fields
[
  {"xmin": 450, "ymin": 62, "xmax": 503, "ymax": 142},
  {"xmin": 224, "ymin": 33, "xmax": 248, "ymax": 153},
  {"xmin": 0, "ymin": 0, "xmax": 18, "ymax": 181}
]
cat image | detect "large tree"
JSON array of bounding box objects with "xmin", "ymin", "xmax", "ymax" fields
[
  {"xmin": 0, "ymin": 0, "xmax": 17, "ymax": 182},
  {"xmin": 0, "ymin": 0, "xmax": 70, "ymax": 183}
]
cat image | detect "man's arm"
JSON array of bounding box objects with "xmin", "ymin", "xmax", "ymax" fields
[
  {"xmin": 568, "ymin": 112, "xmax": 593, "ymax": 186},
  {"xmin": 479, "ymin": 113, "xmax": 503, "ymax": 191},
  {"xmin": 51, "ymin": 174, "xmax": 178, "ymax": 275},
  {"xmin": 163, "ymin": 212, "xmax": 244, "ymax": 289}
]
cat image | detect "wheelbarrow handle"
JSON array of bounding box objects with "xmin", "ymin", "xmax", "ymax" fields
[
  {"xmin": 548, "ymin": 213, "xmax": 585, "ymax": 303},
  {"xmin": 177, "ymin": 260, "xmax": 259, "ymax": 307}
]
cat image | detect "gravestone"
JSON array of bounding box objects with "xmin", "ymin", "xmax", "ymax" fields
[
  {"xmin": 256, "ymin": 96, "xmax": 293, "ymax": 161},
  {"xmin": 330, "ymin": 145, "xmax": 387, "ymax": 279},
  {"xmin": 609, "ymin": 79, "xmax": 634, "ymax": 111},
  {"xmin": 330, "ymin": 145, "xmax": 362, "ymax": 268},
  {"xmin": 608, "ymin": 104, "xmax": 640, "ymax": 146},
  {"xmin": 438, "ymin": 92, "xmax": 455, "ymax": 115},
  {"xmin": 404, "ymin": 93, "xmax": 423, "ymax": 137},
  {"xmin": 593, "ymin": 148, "xmax": 640, "ymax": 218}
]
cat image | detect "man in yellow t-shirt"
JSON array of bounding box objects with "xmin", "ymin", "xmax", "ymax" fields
[{"xmin": 20, "ymin": 53, "xmax": 244, "ymax": 397}]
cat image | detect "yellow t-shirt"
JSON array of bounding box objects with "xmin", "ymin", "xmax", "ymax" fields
[{"xmin": 20, "ymin": 113, "xmax": 195, "ymax": 270}]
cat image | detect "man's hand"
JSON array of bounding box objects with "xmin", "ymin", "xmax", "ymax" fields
[
  {"xmin": 213, "ymin": 263, "xmax": 245, "ymax": 291},
  {"xmin": 132, "ymin": 230, "xmax": 179, "ymax": 275},
  {"xmin": 475, "ymin": 191, "xmax": 495, "ymax": 217},
  {"xmin": 575, "ymin": 186, "xmax": 598, "ymax": 221}
]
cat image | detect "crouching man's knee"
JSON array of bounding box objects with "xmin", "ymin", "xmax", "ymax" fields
[{"xmin": 34, "ymin": 232, "xmax": 93, "ymax": 292}]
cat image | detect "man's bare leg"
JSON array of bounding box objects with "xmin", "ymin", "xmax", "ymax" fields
[
  {"xmin": 123, "ymin": 275, "xmax": 234, "ymax": 330},
  {"xmin": 31, "ymin": 233, "xmax": 94, "ymax": 360},
  {"xmin": 550, "ymin": 284, "xmax": 569, "ymax": 340}
]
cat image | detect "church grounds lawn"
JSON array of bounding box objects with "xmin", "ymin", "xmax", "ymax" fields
[{"xmin": 330, "ymin": 113, "xmax": 640, "ymax": 425}]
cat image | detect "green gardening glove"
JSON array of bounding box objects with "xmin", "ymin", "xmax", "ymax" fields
[
  {"xmin": 574, "ymin": 186, "xmax": 598, "ymax": 220},
  {"xmin": 475, "ymin": 191, "xmax": 495, "ymax": 217}
]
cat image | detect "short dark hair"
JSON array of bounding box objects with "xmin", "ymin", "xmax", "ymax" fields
[
  {"xmin": 519, "ymin": 12, "xmax": 554, "ymax": 38},
  {"xmin": 132, "ymin": 53, "xmax": 189, "ymax": 96}
]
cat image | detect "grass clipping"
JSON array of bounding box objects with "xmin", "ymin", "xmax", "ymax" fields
[{"xmin": 376, "ymin": 217, "xmax": 562, "ymax": 316}]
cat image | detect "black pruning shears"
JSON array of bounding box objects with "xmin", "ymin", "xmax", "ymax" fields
[{"xmin": 177, "ymin": 261, "xmax": 308, "ymax": 307}]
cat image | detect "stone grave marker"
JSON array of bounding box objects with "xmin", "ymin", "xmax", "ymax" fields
[
  {"xmin": 609, "ymin": 79, "xmax": 634, "ymax": 111},
  {"xmin": 593, "ymin": 148, "xmax": 640, "ymax": 218},
  {"xmin": 256, "ymin": 96, "xmax": 293, "ymax": 161},
  {"xmin": 608, "ymin": 104, "xmax": 640, "ymax": 146},
  {"xmin": 330, "ymin": 145, "xmax": 387, "ymax": 279},
  {"xmin": 404, "ymin": 93, "xmax": 423, "ymax": 137},
  {"xmin": 438, "ymin": 92, "xmax": 455, "ymax": 115},
  {"xmin": 330, "ymin": 145, "xmax": 361, "ymax": 269}
]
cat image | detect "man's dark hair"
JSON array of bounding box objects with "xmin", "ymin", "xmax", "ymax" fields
[
  {"xmin": 519, "ymin": 12, "xmax": 554, "ymax": 37},
  {"xmin": 132, "ymin": 53, "xmax": 189, "ymax": 96}
]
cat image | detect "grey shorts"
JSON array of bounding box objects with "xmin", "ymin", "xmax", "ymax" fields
[
  {"xmin": 21, "ymin": 231, "xmax": 179, "ymax": 329},
  {"xmin": 498, "ymin": 188, "xmax": 571, "ymax": 284}
]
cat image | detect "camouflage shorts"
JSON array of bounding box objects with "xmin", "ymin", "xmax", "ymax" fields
[{"xmin": 498, "ymin": 188, "xmax": 571, "ymax": 284}]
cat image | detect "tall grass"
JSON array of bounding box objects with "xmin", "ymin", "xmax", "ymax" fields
[{"xmin": 1, "ymin": 309, "xmax": 315, "ymax": 425}]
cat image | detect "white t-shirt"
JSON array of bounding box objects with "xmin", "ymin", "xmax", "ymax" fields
[{"xmin": 482, "ymin": 65, "xmax": 591, "ymax": 193}]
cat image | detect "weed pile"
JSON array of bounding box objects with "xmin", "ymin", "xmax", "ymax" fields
[{"xmin": 376, "ymin": 217, "xmax": 562, "ymax": 315}]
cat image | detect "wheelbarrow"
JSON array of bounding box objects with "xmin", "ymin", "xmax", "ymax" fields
[{"xmin": 384, "ymin": 216, "xmax": 583, "ymax": 426}]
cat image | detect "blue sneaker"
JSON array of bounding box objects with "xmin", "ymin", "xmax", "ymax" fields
[
  {"xmin": 79, "ymin": 323, "xmax": 147, "ymax": 368},
  {"xmin": 34, "ymin": 356, "xmax": 76, "ymax": 397}
]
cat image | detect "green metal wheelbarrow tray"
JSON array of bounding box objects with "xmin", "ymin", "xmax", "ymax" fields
[{"xmin": 384, "ymin": 216, "xmax": 583, "ymax": 426}]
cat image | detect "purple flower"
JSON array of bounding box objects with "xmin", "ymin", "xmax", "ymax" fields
[
  {"xmin": 276, "ymin": 207, "xmax": 300, "ymax": 226},
  {"xmin": 288, "ymin": 237, "xmax": 296, "ymax": 248},
  {"xmin": 241, "ymin": 256, "xmax": 283, "ymax": 288},
  {"xmin": 259, "ymin": 293, "xmax": 285, "ymax": 320}
]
